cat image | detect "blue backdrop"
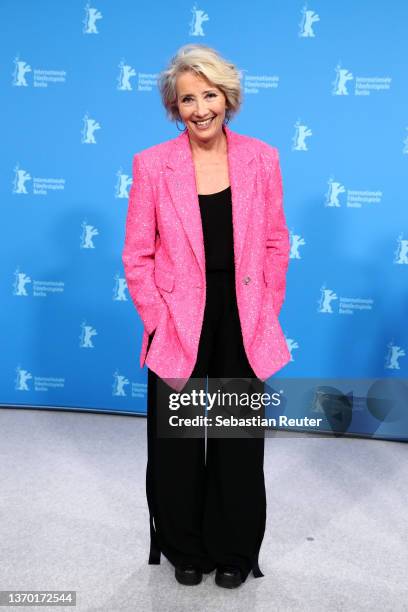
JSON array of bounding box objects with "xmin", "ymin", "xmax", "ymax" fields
[{"xmin": 2, "ymin": 1, "xmax": 407, "ymax": 440}]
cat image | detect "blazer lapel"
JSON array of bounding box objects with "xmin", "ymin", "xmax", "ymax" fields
[{"xmin": 164, "ymin": 124, "xmax": 256, "ymax": 281}]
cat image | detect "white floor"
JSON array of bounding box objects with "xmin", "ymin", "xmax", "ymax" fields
[{"xmin": 1, "ymin": 407, "xmax": 407, "ymax": 612}]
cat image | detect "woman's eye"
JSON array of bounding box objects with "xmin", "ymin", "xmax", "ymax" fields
[{"xmin": 182, "ymin": 93, "xmax": 216, "ymax": 102}]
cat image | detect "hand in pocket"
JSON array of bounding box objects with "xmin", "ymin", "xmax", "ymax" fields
[{"xmin": 147, "ymin": 328, "xmax": 156, "ymax": 352}]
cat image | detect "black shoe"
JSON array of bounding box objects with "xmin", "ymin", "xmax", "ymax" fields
[
  {"xmin": 215, "ymin": 565, "xmax": 243, "ymax": 589},
  {"xmin": 175, "ymin": 564, "xmax": 203, "ymax": 586}
]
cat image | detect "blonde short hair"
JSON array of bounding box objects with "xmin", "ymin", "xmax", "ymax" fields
[{"xmin": 157, "ymin": 44, "xmax": 242, "ymax": 124}]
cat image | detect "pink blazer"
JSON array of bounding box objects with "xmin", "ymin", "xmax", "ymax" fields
[{"xmin": 122, "ymin": 124, "xmax": 290, "ymax": 391}]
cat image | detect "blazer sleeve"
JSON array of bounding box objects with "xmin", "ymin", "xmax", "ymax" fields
[
  {"xmin": 264, "ymin": 147, "xmax": 290, "ymax": 316},
  {"xmin": 122, "ymin": 152, "xmax": 165, "ymax": 335}
]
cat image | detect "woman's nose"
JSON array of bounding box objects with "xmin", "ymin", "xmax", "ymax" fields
[{"xmin": 194, "ymin": 101, "xmax": 208, "ymax": 116}]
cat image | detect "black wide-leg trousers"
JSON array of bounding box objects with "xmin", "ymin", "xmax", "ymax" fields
[{"xmin": 146, "ymin": 271, "xmax": 266, "ymax": 582}]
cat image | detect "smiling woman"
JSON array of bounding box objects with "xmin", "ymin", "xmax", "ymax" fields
[
  {"xmin": 176, "ymin": 71, "xmax": 231, "ymax": 192},
  {"xmin": 156, "ymin": 45, "xmax": 242, "ymax": 192},
  {"xmin": 175, "ymin": 71, "xmax": 229, "ymax": 161},
  {"xmin": 123, "ymin": 43, "xmax": 290, "ymax": 591},
  {"xmin": 158, "ymin": 43, "xmax": 242, "ymax": 123}
]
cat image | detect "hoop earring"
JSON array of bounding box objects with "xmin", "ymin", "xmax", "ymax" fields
[{"xmin": 176, "ymin": 119, "xmax": 186, "ymax": 132}]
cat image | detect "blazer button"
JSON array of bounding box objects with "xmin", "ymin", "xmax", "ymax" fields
[{"xmin": 243, "ymin": 275, "xmax": 251, "ymax": 285}]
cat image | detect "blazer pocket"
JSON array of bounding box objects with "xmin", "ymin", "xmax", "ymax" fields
[
  {"xmin": 154, "ymin": 265, "xmax": 175, "ymax": 293},
  {"xmin": 263, "ymin": 269, "xmax": 273, "ymax": 288},
  {"xmin": 262, "ymin": 269, "xmax": 278, "ymax": 315}
]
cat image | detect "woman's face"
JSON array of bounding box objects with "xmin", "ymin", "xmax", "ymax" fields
[{"xmin": 176, "ymin": 71, "xmax": 227, "ymax": 142}]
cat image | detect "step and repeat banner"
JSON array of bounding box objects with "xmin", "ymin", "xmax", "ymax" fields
[{"xmin": 2, "ymin": 1, "xmax": 407, "ymax": 440}]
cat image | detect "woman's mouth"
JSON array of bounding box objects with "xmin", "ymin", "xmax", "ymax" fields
[{"xmin": 193, "ymin": 116, "xmax": 215, "ymax": 130}]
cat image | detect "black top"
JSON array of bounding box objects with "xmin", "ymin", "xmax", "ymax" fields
[{"xmin": 198, "ymin": 185, "xmax": 234, "ymax": 272}]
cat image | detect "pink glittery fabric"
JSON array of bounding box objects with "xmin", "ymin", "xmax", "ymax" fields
[{"xmin": 122, "ymin": 124, "xmax": 290, "ymax": 392}]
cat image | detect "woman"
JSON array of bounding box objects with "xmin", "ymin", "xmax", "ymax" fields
[{"xmin": 122, "ymin": 44, "xmax": 290, "ymax": 588}]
